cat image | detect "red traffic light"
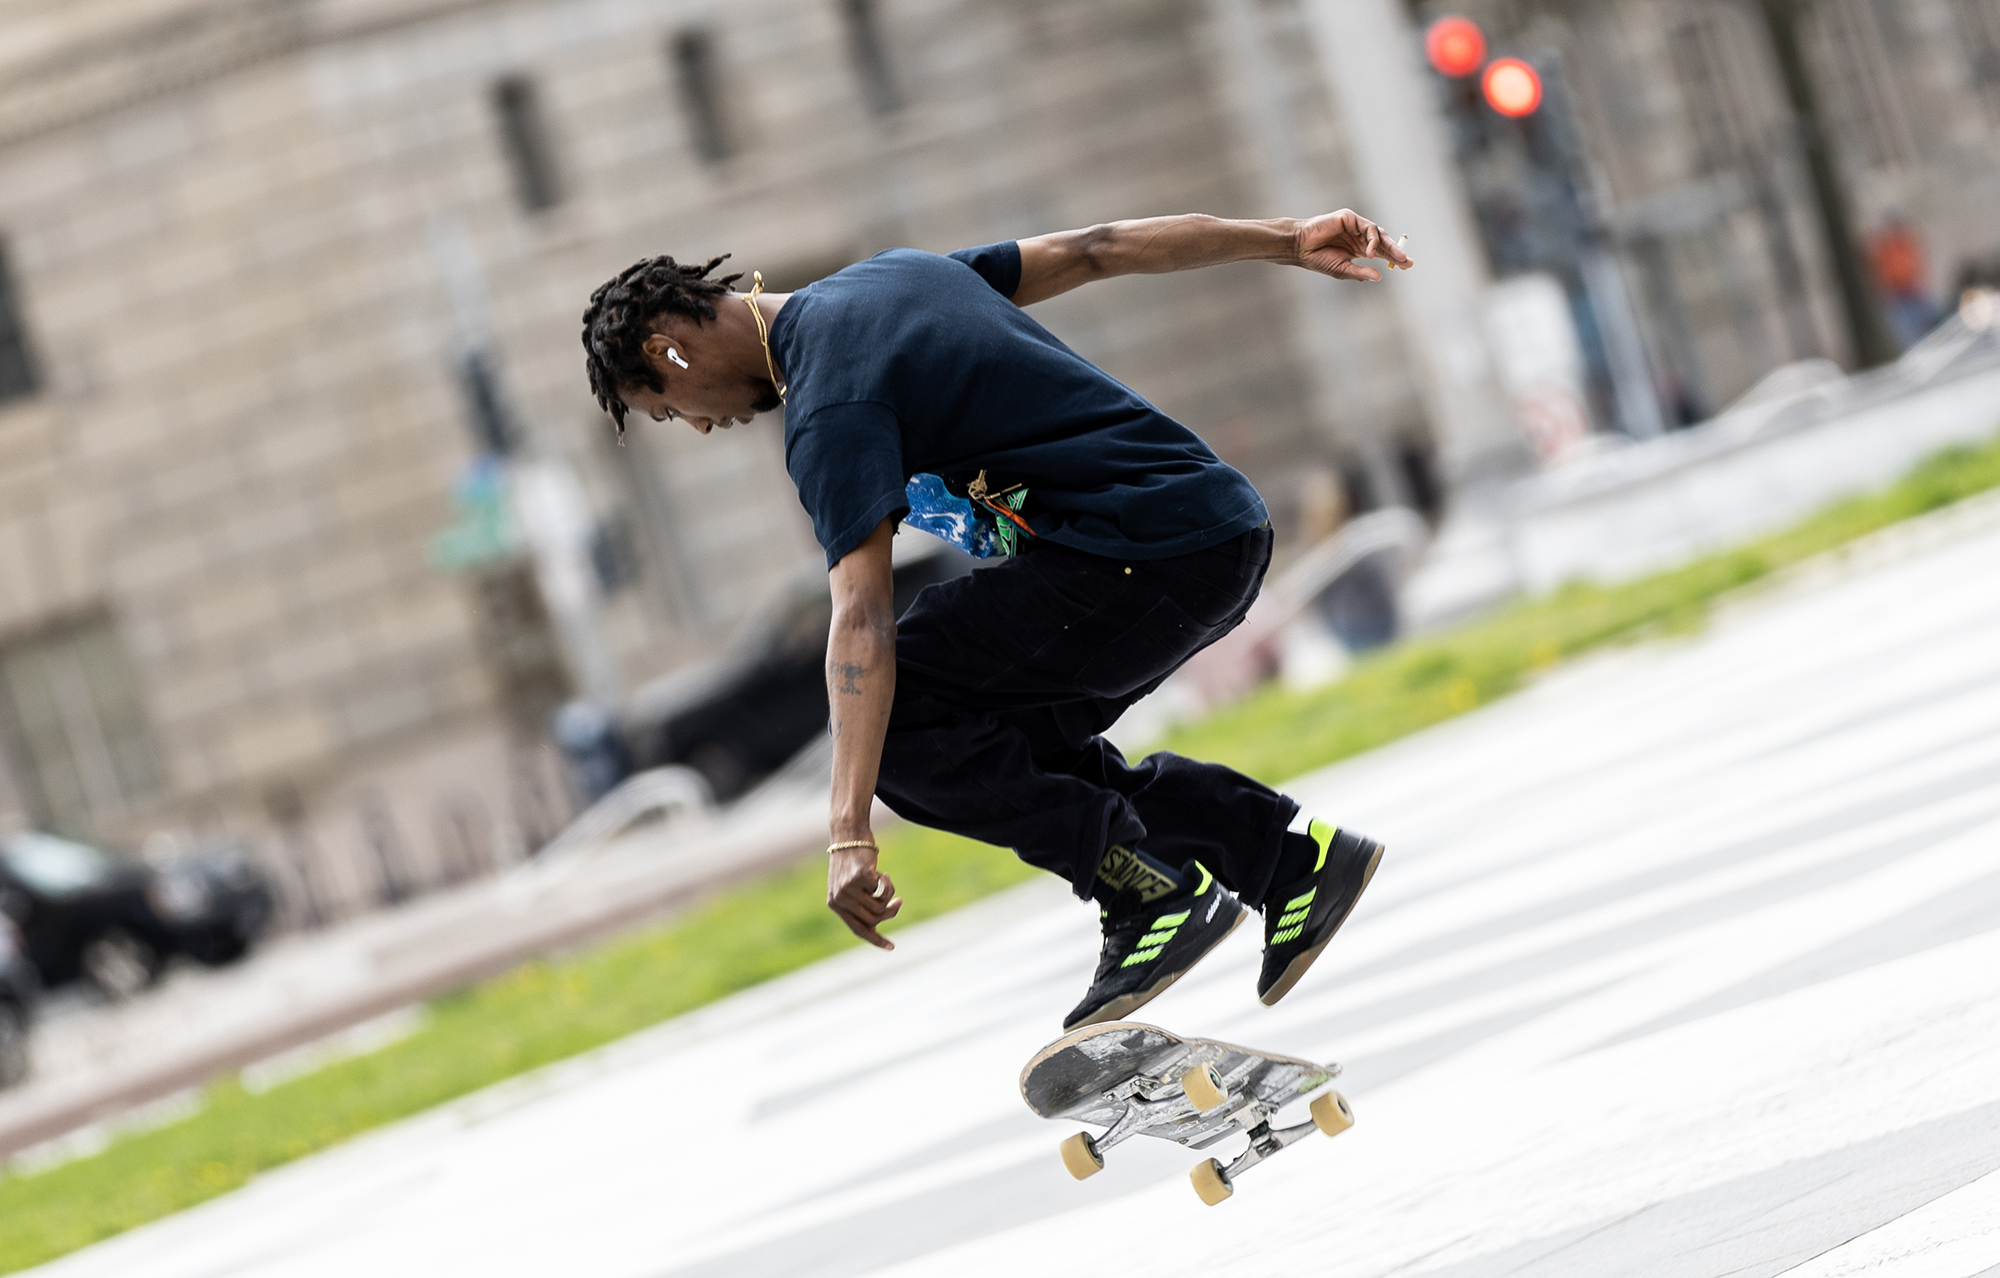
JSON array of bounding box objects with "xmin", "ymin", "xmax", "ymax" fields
[
  {"xmin": 1483, "ymin": 57, "xmax": 1544, "ymax": 117},
  {"xmin": 1424, "ymin": 16, "xmax": 1488, "ymax": 78}
]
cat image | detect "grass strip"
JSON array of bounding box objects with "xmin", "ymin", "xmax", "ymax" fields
[
  {"xmin": 3, "ymin": 427, "xmax": 1996, "ymax": 1271},
  {"xmin": 0, "ymin": 825, "xmax": 1035, "ymax": 1272}
]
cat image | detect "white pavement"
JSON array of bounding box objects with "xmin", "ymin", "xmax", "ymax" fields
[{"xmin": 29, "ymin": 503, "xmax": 2000, "ymax": 1278}]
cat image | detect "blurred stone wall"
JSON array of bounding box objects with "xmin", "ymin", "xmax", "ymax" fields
[
  {"xmin": 1798, "ymin": 0, "xmax": 2000, "ymax": 295},
  {"xmin": 1432, "ymin": 0, "xmax": 2000, "ymax": 418},
  {"xmin": 0, "ymin": 0, "xmax": 1391, "ymax": 918}
]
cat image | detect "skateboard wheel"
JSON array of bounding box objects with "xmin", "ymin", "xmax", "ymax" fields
[
  {"xmin": 1190, "ymin": 1158, "xmax": 1233, "ymax": 1206},
  {"xmin": 1181, "ymin": 1063, "xmax": 1229, "ymax": 1112},
  {"xmin": 1059, "ymin": 1131, "xmax": 1104, "ymax": 1180},
  {"xmin": 1310, "ymin": 1089, "xmax": 1354, "ymax": 1137}
]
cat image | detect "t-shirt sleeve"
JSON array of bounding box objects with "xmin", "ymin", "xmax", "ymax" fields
[
  {"xmin": 784, "ymin": 401, "xmax": 911, "ymax": 568},
  {"xmin": 946, "ymin": 241, "xmax": 1022, "ymax": 299}
]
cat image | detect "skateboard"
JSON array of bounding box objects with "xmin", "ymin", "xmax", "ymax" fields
[{"xmin": 1020, "ymin": 1021, "xmax": 1353, "ymax": 1205}]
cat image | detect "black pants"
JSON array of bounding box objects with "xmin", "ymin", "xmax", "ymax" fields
[{"xmin": 877, "ymin": 526, "xmax": 1299, "ymax": 911}]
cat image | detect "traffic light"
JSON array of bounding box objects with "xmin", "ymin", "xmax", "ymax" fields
[
  {"xmin": 1482, "ymin": 57, "xmax": 1544, "ymax": 117},
  {"xmin": 1423, "ymin": 16, "xmax": 1487, "ymax": 78}
]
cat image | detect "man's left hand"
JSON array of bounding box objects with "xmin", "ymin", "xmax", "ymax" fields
[{"xmin": 828, "ymin": 839, "xmax": 901, "ymax": 951}]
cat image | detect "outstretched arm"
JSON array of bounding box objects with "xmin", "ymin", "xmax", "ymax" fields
[{"xmin": 1011, "ymin": 211, "xmax": 1413, "ymax": 306}]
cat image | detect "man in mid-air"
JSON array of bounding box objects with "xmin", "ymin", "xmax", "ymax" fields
[{"xmin": 581, "ymin": 211, "xmax": 1407, "ymax": 1029}]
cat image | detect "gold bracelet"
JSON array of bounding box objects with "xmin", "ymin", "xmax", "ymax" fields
[{"xmin": 827, "ymin": 840, "xmax": 878, "ymax": 854}]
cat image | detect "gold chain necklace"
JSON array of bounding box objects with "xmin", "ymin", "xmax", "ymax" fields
[{"xmin": 744, "ymin": 271, "xmax": 787, "ymax": 405}]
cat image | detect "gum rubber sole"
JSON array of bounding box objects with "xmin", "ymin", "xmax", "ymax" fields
[
  {"xmin": 1067, "ymin": 907, "xmax": 1249, "ymax": 1030},
  {"xmin": 1257, "ymin": 841, "xmax": 1384, "ymax": 1007}
]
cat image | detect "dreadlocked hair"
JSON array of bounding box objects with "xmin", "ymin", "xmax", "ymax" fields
[{"xmin": 581, "ymin": 253, "xmax": 742, "ymax": 440}]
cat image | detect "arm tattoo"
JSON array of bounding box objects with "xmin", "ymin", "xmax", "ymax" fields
[{"xmin": 834, "ymin": 661, "xmax": 865, "ymax": 696}]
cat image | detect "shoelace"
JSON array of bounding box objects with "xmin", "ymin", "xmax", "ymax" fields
[{"xmin": 1093, "ymin": 911, "xmax": 1158, "ymax": 980}]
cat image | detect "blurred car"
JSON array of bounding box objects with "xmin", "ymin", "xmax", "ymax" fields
[
  {"xmin": 147, "ymin": 839, "xmax": 276, "ymax": 965},
  {"xmin": 0, "ymin": 832, "xmax": 275, "ymax": 999},
  {"xmin": 0, "ymin": 915, "xmax": 36, "ymax": 1089},
  {"xmin": 620, "ymin": 536, "xmax": 975, "ymax": 800}
]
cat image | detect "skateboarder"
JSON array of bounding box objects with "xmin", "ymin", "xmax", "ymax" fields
[{"xmin": 581, "ymin": 211, "xmax": 1403, "ymax": 1028}]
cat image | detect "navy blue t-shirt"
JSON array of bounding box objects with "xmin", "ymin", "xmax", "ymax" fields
[{"xmin": 767, "ymin": 242, "xmax": 1268, "ymax": 568}]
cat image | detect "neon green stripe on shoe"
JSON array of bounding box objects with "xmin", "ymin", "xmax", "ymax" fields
[
  {"xmin": 1152, "ymin": 910, "xmax": 1191, "ymax": 928},
  {"xmin": 1308, "ymin": 819, "xmax": 1337, "ymax": 874},
  {"xmin": 1283, "ymin": 888, "xmax": 1317, "ymax": 912},
  {"xmin": 1276, "ymin": 909, "xmax": 1310, "ymax": 929},
  {"xmin": 1121, "ymin": 945, "xmax": 1168, "ymax": 968},
  {"xmin": 1271, "ymin": 924, "xmax": 1305, "ymax": 945}
]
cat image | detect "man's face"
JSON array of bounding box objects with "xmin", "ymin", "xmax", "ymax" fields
[{"xmin": 620, "ymin": 324, "xmax": 781, "ymax": 436}]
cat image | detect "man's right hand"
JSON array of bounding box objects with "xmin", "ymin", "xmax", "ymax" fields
[
  {"xmin": 1293, "ymin": 209, "xmax": 1415, "ymax": 282},
  {"xmin": 828, "ymin": 842, "xmax": 901, "ymax": 951}
]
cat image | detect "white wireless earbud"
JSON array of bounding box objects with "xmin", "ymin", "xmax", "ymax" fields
[{"xmin": 667, "ymin": 347, "xmax": 690, "ymax": 369}]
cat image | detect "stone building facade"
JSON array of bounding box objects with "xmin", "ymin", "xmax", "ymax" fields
[
  {"xmin": 0, "ymin": 0, "xmax": 1427, "ymax": 921},
  {"xmin": 4, "ymin": 0, "xmax": 1990, "ymax": 926}
]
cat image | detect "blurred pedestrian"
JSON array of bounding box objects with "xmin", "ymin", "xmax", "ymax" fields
[
  {"xmin": 551, "ymin": 700, "xmax": 630, "ymax": 806},
  {"xmin": 580, "ymin": 211, "xmax": 1404, "ymax": 1028},
  {"xmin": 1869, "ymin": 214, "xmax": 1940, "ymax": 352}
]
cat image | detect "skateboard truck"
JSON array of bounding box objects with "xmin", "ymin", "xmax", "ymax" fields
[{"xmin": 1191, "ymin": 1092, "xmax": 1353, "ymax": 1206}]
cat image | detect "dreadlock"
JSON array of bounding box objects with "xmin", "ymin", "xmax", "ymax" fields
[{"xmin": 581, "ymin": 253, "xmax": 742, "ymax": 440}]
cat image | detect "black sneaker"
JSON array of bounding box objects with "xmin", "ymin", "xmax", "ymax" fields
[
  {"xmin": 1256, "ymin": 820, "xmax": 1384, "ymax": 1005},
  {"xmin": 1063, "ymin": 863, "xmax": 1247, "ymax": 1031}
]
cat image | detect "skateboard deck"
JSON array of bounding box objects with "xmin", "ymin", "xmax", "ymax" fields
[{"xmin": 1020, "ymin": 1021, "xmax": 1353, "ymax": 1205}]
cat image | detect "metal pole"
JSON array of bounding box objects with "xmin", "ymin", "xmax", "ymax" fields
[
  {"xmin": 1207, "ymin": 0, "xmax": 1411, "ymax": 508},
  {"xmin": 1294, "ymin": 0, "xmax": 1526, "ymax": 491},
  {"xmin": 430, "ymin": 218, "xmax": 624, "ymax": 706},
  {"xmin": 1752, "ymin": 0, "xmax": 1898, "ymax": 367}
]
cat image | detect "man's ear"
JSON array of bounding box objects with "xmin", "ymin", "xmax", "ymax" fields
[{"xmin": 642, "ymin": 328, "xmax": 696, "ymax": 373}]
